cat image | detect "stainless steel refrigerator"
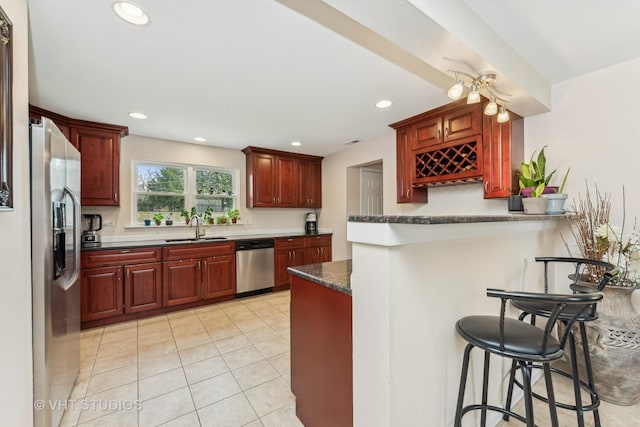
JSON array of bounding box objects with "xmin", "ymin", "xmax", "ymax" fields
[{"xmin": 31, "ymin": 117, "xmax": 81, "ymax": 427}]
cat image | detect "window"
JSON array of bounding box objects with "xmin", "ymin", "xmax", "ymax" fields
[{"xmin": 133, "ymin": 161, "xmax": 237, "ymax": 224}]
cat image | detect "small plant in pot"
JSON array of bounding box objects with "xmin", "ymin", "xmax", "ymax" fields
[
  {"xmin": 226, "ymin": 209, "xmax": 240, "ymax": 224},
  {"xmin": 520, "ymin": 183, "xmax": 548, "ymax": 214},
  {"xmin": 165, "ymin": 217, "xmax": 173, "ymax": 226},
  {"xmin": 541, "ymin": 168, "xmax": 570, "ymax": 214},
  {"xmin": 204, "ymin": 207, "xmax": 214, "ymax": 224},
  {"xmin": 216, "ymin": 215, "xmax": 229, "ymax": 225},
  {"xmin": 152, "ymin": 212, "xmax": 164, "ymax": 225},
  {"xmin": 518, "ymin": 146, "xmax": 560, "ymax": 197}
]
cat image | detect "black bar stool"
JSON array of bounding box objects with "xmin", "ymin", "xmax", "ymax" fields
[
  {"xmin": 504, "ymin": 257, "xmax": 617, "ymax": 427},
  {"xmin": 454, "ymin": 288, "xmax": 603, "ymax": 427}
]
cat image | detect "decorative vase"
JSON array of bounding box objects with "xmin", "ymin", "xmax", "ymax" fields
[
  {"xmin": 521, "ymin": 197, "xmax": 548, "ymax": 214},
  {"xmin": 541, "ymin": 193, "xmax": 568, "ymax": 214},
  {"xmin": 165, "ymin": 219, "xmax": 173, "ymax": 226},
  {"xmin": 508, "ymin": 195, "xmax": 524, "ymax": 212},
  {"xmin": 144, "ymin": 219, "xmax": 151, "ymax": 226},
  {"xmin": 563, "ymin": 283, "xmax": 640, "ymax": 405}
]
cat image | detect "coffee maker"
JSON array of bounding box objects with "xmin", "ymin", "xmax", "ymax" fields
[
  {"xmin": 82, "ymin": 214, "xmax": 102, "ymax": 246},
  {"xmin": 305, "ymin": 212, "xmax": 318, "ymax": 234}
]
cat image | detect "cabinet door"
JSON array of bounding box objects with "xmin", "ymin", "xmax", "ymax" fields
[
  {"xmin": 81, "ymin": 266, "xmax": 123, "ymax": 321},
  {"xmin": 442, "ymin": 105, "xmax": 481, "ymax": 143},
  {"xmin": 202, "ymin": 255, "xmax": 236, "ymax": 300},
  {"xmin": 275, "ymin": 156, "xmax": 298, "ymax": 207},
  {"xmin": 124, "ymin": 263, "xmax": 162, "ymax": 314},
  {"xmin": 251, "ymin": 152, "xmax": 277, "ymax": 207},
  {"xmin": 396, "ymin": 127, "xmax": 427, "ymax": 203},
  {"xmin": 299, "ymin": 159, "xmax": 322, "ymax": 208},
  {"xmin": 163, "ymin": 259, "xmax": 201, "ymax": 306},
  {"xmin": 71, "ymin": 127, "xmax": 120, "ymax": 206},
  {"xmin": 305, "ymin": 245, "xmax": 331, "ymax": 264},
  {"xmin": 275, "ymin": 248, "xmax": 306, "ymax": 286},
  {"xmin": 482, "ymin": 110, "xmax": 524, "ymax": 198},
  {"xmin": 413, "ymin": 117, "xmax": 442, "ymax": 149}
]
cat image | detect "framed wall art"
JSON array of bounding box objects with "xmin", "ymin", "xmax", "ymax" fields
[{"xmin": 0, "ymin": 6, "xmax": 12, "ymax": 210}]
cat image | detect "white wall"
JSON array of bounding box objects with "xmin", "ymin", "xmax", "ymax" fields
[
  {"xmin": 323, "ymin": 58, "xmax": 640, "ymax": 260},
  {"xmin": 0, "ymin": 0, "xmax": 33, "ymax": 424},
  {"xmin": 85, "ymin": 135, "xmax": 317, "ymax": 241}
]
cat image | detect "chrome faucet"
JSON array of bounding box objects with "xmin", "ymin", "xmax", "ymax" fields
[{"xmin": 190, "ymin": 215, "xmax": 205, "ymax": 239}]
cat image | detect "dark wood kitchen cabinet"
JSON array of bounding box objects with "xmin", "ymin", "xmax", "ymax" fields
[
  {"xmin": 80, "ymin": 247, "xmax": 162, "ymax": 325},
  {"xmin": 81, "ymin": 266, "xmax": 122, "ymax": 322},
  {"xmin": 275, "ymin": 237, "xmax": 307, "ymax": 287},
  {"xmin": 243, "ymin": 146, "xmax": 323, "ymax": 208},
  {"xmin": 298, "ymin": 158, "xmax": 322, "ymax": 208},
  {"xmin": 162, "ymin": 242, "xmax": 236, "ymax": 306},
  {"xmin": 391, "ymin": 98, "xmax": 522, "ymax": 197},
  {"xmin": 482, "ymin": 105, "xmax": 524, "ymax": 198},
  {"xmin": 29, "ymin": 105, "xmax": 128, "ymax": 206},
  {"xmin": 304, "ymin": 235, "xmax": 332, "ymax": 264},
  {"xmin": 395, "ymin": 126, "xmax": 428, "ymax": 203}
]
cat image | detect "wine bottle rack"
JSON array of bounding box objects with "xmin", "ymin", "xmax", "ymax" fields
[{"xmin": 413, "ymin": 136, "xmax": 483, "ymax": 185}]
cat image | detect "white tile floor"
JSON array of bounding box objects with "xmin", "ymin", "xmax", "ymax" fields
[
  {"xmin": 61, "ymin": 291, "xmax": 303, "ymax": 427},
  {"xmin": 62, "ymin": 289, "xmax": 639, "ymax": 427}
]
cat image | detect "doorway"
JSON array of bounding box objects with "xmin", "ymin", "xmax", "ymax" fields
[{"xmin": 346, "ymin": 160, "xmax": 383, "ymax": 258}]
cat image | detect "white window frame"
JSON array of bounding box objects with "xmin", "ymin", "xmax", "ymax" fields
[{"xmin": 132, "ymin": 160, "xmax": 238, "ymax": 225}]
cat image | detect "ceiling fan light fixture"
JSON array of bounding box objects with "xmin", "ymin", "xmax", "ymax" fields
[{"xmin": 113, "ymin": 1, "xmax": 150, "ymax": 26}]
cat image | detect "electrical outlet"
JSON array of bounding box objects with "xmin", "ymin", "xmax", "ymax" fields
[
  {"xmin": 103, "ymin": 220, "xmax": 116, "ymax": 227},
  {"xmin": 244, "ymin": 216, "xmax": 252, "ymax": 225}
]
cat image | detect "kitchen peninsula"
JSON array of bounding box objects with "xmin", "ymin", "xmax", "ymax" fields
[{"xmin": 346, "ymin": 214, "xmax": 568, "ymax": 427}]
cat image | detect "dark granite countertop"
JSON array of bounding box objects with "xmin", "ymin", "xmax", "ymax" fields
[
  {"xmin": 288, "ymin": 259, "xmax": 352, "ymax": 296},
  {"xmin": 348, "ymin": 213, "xmax": 571, "ymax": 224},
  {"xmin": 82, "ymin": 232, "xmax": 332, "ymax": 251}
]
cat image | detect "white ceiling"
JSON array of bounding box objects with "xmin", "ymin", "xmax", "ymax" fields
[{"xmin": 27, "ymin": 0, "xmax": 640, "ymax": 157}]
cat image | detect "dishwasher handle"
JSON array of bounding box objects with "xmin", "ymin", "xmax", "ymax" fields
[{"xmin": 235, "ymin": 239, "xmax": 275, "ymax": 251}]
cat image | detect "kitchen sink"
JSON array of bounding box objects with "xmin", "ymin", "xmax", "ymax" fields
[{"xmin": 165, "ymin": 237, "xmax": 227, "ymax": 243}]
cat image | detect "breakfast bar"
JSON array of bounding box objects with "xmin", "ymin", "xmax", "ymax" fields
[{"xmin": 346, "ymin": 214, "xmax": 568, "ymax": 427}]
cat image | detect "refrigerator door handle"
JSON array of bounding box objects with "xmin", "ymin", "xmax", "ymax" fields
[{"xmin": 62, "ymin": 186, "xmax": 81, "ymax": 290}]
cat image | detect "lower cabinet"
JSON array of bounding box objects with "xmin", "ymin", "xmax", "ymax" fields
[
  {"xmin": 81, "ymin": 248, "xmax": 162, "ymax": 324},
  {"xmin": 304, "ymin": 235, "xmax": 332, "ymax": 264},
  {"xmin": 81, "ymin": 266, "xmax": 123, "ymax": 322},
  {"xmin": 275, "ymin": 238, "xmax": 307, "ymax": 287},
  {"xmin": 80, "ymin": 243, "xmax": 235, "ymax": 328},
  {"xmin": 275, "ymin": 234, "xmax": 333, "ymax": 287},
  {"xmin": 163, "ymin": 242, "xmax": 236, "ymax": 307}
]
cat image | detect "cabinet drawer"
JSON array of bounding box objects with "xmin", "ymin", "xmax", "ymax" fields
[
  {"xmin": 163, "ymin": 242, "xmax": 235, "ymax": 261},
  {"xmin": 275, "ymin": 237, "xmax": 306, "ymax": 250},
  {"xmin": 305, "ymin": 235, "xmax": 331, "ymax": 247},
  {"xmin": 81, "ymin": 247, "xmax": 161, "ymax": 268}
]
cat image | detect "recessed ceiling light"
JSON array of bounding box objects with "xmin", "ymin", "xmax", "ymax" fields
[
  {"xmin": 291, "ymin": 141, "xmax": 302, "ymax": 147},
  {"xmin": 376, "ymin": 100, "xmax": 392, "ymax": 109},
  {"xmin": 113, "ymin": 1, "xmax": 150, "ymax": 26},
  {"xmin": 128, "ymin": 112, "xmax": 147, "ymax": 119},
  {"xmin": 194, "ymin": 137, "xmax": 206, "ymax": 143}
]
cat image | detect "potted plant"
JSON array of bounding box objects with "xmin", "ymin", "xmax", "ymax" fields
[
  {"xmin": 202, "ymin": 207, "xmax": 214, "ymax": 224},
  {"xmin": 152, "ymin": 212, "xmax": 164, "ymax": 225},
  {"xmin": 143, "ymin": 218, "xmax": 151, "ymax": 226},
  {"xmin": 216, "ymin": 215, "xmax": 228, "ymax": 225},
  {"xmin": 520, "ymin": 183, "xmax": 548, "ymax": 214},
  {"xmin": 541, "ymin": 167, "xmax": 570, "ymax": 214},
  {"xmin": 518, "ymin": 146, "xmax": 559, "ymax": 197},
  {"xmin": 165, "ymin": 217, "xmax": 173, "ymax": 226},
  {"xmin": 227, "ymin": 209, "xmax": 240, "ymax": 224}
]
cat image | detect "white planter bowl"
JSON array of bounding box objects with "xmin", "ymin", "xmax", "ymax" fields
[
  {"xmin": 541, "ymin": 193, "xmax": 568, "ymax": 214},
  {"xmin": 521, "ymin": 197, "xmax": 548, "ymax": 215}
]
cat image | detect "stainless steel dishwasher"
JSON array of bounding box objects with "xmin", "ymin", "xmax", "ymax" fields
[{"xmin": 235, "ymin": 238, "xmax": 275, "ymax": 296}]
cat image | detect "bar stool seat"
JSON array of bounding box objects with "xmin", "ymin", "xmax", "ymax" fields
[
  {"xmin": 454, "ymin": 288, "xmax": 603, "ymax": 427},
  {"xmin": 505, "ymin": 257, "xmax": 617, "ymax": 427}
]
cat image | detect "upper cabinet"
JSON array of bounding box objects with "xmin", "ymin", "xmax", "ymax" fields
[
  {"xmin": 30, "ymin": 106, "xmax": 128, "ymax": 206},
  {"xmin": 243, "ymin": 146, "xmax": 323, "ymax": 208},
  {"xmin": 390, "ymin": 98, "xmax": 522, "ymax": 201}
]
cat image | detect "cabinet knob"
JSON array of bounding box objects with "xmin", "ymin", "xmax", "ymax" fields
[
  {"xmin": 437, "ymin": 129, "xmax": 441, "ymax": 140},
  {"xmin": 445, "ymin": 127, "xmax": 449, "ymax": 137},
  {"xmin": 406, "ymin": 189, "xmax": 410, "ymax": 198}
]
